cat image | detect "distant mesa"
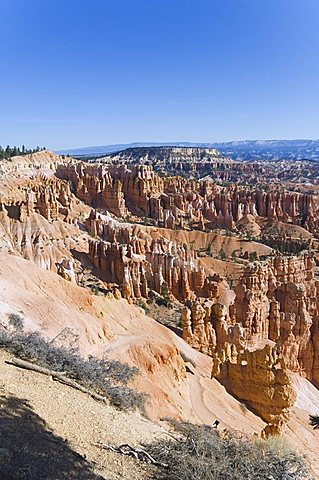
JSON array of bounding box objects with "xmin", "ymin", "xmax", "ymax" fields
[{"xmin": 56, "ymin": 138, "xmax": 319, "ymax": 161}]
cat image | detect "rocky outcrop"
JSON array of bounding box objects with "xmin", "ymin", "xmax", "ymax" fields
[
  {"xmin": 100, "ymin": 146, "xmax": 230, "ymax": 176},
  {"xmin": 0, "ymin": 176, "xmax": 87, "ymax": 272},
  {"xmin": 99, "ymin": 146, "xmax": 319, "ymax": 188},
  {"xmin": 57, "ymin": 164, "xmax": 122, "ymax": 215},
  {"xmin": 56, "ymin": 257, "xmax": 77, "ymax": 283},
  {"xmin": 0, "ymin": 150, "xmax": 70, "ymax": 176},
  {"xmin": 233, "ymin": 254, "xmax": 319, "ymax": 380},
  {"xmin": 87, "ymin": 211, "xmax": 221, "ymax": 302},
  {"xmin": 181, "ymin": 253, "xmax": 319, "ymax": 429},
  {"xmin": 213, "ymin": 344, "xmax": 296, "ymax": 427},
  {"xmin": 0, "ymin": 177, "xmax": 74, "ymax": 222},
  {"xmin": 182, "ymin": 253, "xmax": 319, "ymax": 378},
  {"xmin": 57, "ymin": 163, "xmax": 163, "ymax": 217},
  {"xmin": 182, "ymin": 301, "xmax": 229, "ymax": 357},
  {"xmin": 57, "ymin": 162, "xmax": 319, "ymax": 235}
]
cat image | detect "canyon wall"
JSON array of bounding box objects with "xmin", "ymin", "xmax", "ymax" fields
[
  {"xmin": 0, "ymin": 174, "xmax": 88, "ymax": 271},
  {"xmin": 182, "ymin": 254, "xmax": 319, "ymax": 379}
]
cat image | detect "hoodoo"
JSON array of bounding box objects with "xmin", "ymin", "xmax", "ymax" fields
[{"xmin": 1, "ymin": 148, "xmax": 318, "ymax": 478}]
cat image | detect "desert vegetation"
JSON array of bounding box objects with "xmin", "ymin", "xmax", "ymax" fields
[
  {"xmin": 147, "ymin": 421, "xmax": 311, "ymax": 480},
  {"xmin": 0, "ymin": 145, "xmax": 46, "ymax": 160},
  {"xmin": 0, "ymin": 318, "xmax": 146, "ymax": 412}
]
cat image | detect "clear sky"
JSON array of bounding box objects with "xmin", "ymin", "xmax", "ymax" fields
[{"xmin": 0, "ymin": 0, "xmax": 318, "ymax": 149}]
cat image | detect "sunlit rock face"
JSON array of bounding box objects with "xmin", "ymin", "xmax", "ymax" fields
[
  {"xmin": 182, "ymin": 253, "xmax": 318, "ymax": 377},
  {"xmin": 214, "ymin": 344, "xmax": 296, "ymax": 426},
  {"xmin": 57, "ymin": 161, "xmax": 319, "ymax": 235},
  {"xmin": 86, "ymin": 210, "xmax": 220, "ymax": 303},
  {"xmin": 180, "ymin": 252, "xmax": 319, "ymax": 430}
]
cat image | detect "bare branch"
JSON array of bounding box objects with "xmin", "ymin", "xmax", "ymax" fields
[
  {"xmin": 5, "ymin": 357, "xmax": 109, "ymax": 405},
  {"xmin": 96, "ymin": 442, "xmax": 169, "ymax": 469}
]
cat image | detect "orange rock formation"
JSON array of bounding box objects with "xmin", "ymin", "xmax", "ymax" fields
[
  {"xmin": 1, "ymin": 150, "xmax": 319, "ymax": 445},
  {"xmin": 57, "ymin": 162, "xmax": 319, "ymax": 235}
]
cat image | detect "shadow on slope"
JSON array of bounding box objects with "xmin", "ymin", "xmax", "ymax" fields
[{"xmin": 0, "ymin": 394, "xmax": 104, "ymax": 480}]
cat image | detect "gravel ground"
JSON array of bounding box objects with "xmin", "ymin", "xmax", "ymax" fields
[{"xmin": 0, "ymin": 349, "xmax": 168, "ymax": 480}]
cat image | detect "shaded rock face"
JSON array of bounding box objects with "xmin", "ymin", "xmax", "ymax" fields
[{"xmin": 57, "ymin": 162, "xmax": 319, "ymax": 235}]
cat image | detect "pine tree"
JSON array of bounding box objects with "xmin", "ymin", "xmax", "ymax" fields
[{"xmin": 5, "ymin": 145, "xmax": 11, "ymax": 159}]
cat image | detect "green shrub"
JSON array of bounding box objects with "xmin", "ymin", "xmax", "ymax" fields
[
  {"xmin": 135, "ymin": 299, "xmax": 151, "ymax": 315},
  {"xmin": 219, "ymin": 248, "xmax": 227, "ymax": 260}
]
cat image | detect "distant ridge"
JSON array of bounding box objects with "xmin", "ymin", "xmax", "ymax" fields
[
  {"xmin": 56, "ymin": 139, "xmax": 319, "ymax": 161},
  {"xmin": 56, "ymin": 142, "xmax": 212, "ymax": 156}
]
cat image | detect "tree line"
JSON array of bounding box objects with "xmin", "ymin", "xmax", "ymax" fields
[{"xmin": 0, "ymin": 145, "xmax": 46, "ymax": 160}]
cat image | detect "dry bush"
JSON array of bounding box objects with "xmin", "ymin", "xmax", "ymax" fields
[
  {"xmin": 0, "ymin": 329, "xmax": 146, "ymax": 412},
  {"xmin": 147, "ymin": 420, "xmax": 311, "ymax": 480},
  {"xmin": 7, "ymin": 312, "xmax": 24, "ymax": 330}
]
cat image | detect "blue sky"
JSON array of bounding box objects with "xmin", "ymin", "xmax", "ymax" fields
[{"xmin": 0, "ymin": 0, "xmax": 318, "ymax": 149}]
